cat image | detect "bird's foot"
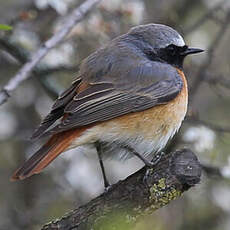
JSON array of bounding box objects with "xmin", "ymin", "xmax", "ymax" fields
[
  {"xmin": 132, "ymin": 150, "xmax": 165, "ymax": 168},
  {"xmin": 149, "ymin": 151, "xmax": 165, "ymax": 167},
  {"xmin": 103, "ymin": 183, "xmax": 112, "ymax": 193},
  {"xmin": 143, "ymin": 152, "xmax": 165, "ymax": 185}
]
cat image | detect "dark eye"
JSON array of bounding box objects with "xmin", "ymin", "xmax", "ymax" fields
[
  {"xmin": 181, "ymin": 45, "xmax": 188, "ymax": 52},
  {"xmin": 166, "ymin": 44, "xmax": 177, "ymax": 55}
]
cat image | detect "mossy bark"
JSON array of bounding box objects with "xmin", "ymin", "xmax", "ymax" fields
[{"xmin": 42, "ymin": 148, "xmax": 201, "ymax": 230}]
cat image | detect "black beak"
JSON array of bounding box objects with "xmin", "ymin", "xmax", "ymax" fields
[{"xmin": 181, "ymin": 47, "xmax": 204, "ymax": 56}]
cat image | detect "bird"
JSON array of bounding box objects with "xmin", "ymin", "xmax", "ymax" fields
[{"xmin": 11, "ymin": 23, "xmax": 203, "ymax": 187}]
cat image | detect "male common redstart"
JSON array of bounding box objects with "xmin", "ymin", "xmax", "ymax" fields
[{"xmin": 11, "ymin": 24, "xmax": 203, "ymax": 186}]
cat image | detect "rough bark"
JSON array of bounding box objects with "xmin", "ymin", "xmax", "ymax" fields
[{"xmin": 41, "ymin": 148, "xmax": 201, "ymax": 230}]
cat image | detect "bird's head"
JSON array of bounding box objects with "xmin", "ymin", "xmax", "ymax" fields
[{"xmin": 128, "ymin": 24, "xmax": 204, "ymax": 69}]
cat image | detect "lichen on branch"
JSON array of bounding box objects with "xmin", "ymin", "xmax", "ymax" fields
[{"xmin": 42, "ymin": 148, "xmax": 201, "ymax": 230}]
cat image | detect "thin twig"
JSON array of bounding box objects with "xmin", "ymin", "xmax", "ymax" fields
[
  {"xmin": 0, "ymin": 37, "xmax": 80, "ymax": 98},
  {"xmin": 0, "ymin": 0, "xmax": 101, "ymax": 106},
  {"xmin": 202, "ymin": 164, "xmax": 222, "ymax": 178},
  {"xmin": 189, "ymin": 10, "xmax": 230, "ymax": 103},
  {"xmin": 204, "ymin": 73, "xmax": 230, "ymax": 90},
  {"xmin": 0, "ymin": 38, "xmax": 28, "ymax": 63},
  {"xmin": 0, "ymin": 37, "xmax": 80, "ymax": 76},
  {"xmin": 183, "ymin": 0, "xmax": 227, "ymax": 35}
]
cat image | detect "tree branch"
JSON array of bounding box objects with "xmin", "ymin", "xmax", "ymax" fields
[
  {"xmin": 0, "ymin": 37, "xmax": 80, "ymax": 99},
  {"xmin": 183, "ymin": 0, "xmax": 227, "ymax": 35},
  {"xmin": 189, "ymin": 9, "xmax": 230, "ymax": 103},
  {"xmin": 204, "ymin": 72, "xmax": 230, "ymax": 90},
  {"xmin": 41, "ymin": 149, "xmax": 201, "ymax": 230},
  {"xmin": 0, "ymin": 0, "xmax": 101, "ymax": 105}
]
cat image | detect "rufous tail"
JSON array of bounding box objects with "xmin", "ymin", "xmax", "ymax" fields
[{"xmin": 11, "ymin": 128, "xmax": 86, "ymax": 181}]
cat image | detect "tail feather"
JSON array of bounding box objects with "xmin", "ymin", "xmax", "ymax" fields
[{"xmin": 11, "ymin": 128, "xmax": 86, "ymax": 181}]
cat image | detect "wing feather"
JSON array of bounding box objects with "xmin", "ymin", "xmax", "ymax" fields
[
  {"xmin": 35, "ymin": 61, "xmax": 183, "ymax": 138},
  {"xmin": 31, "ymin": 77, "xmax": 82, "ymax": 139}
]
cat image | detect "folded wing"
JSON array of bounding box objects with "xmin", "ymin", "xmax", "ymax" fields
[{"xmin": 34, "ymin": 61, "xmax": 183, "ymax": 137}]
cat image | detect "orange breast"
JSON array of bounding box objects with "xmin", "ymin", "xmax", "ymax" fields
[
  {"xmin": 101, "ymin": 68, "xmax": 188, "ymax": 140},
  {"xmin": 71, "ymin": 69, "xmax": 188, "ymax": 158}
]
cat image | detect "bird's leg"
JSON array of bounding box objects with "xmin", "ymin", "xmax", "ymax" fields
[
  {"xmin": 142, "ymin": 151, "xmax": 166, "ymax": 186},
  {"xmin": 95, "ymin": 142, "xmax": 110, "ymax": 190},
  {"xmin": 131, "ymin": 150, "xmax": 155, "ymax": 167},
  {"xmin": 122, "ymin": 144, "xmax": 165, "ymax": 167},
  {"xmin": 151, "ymin": 151, "xmax": 166, "ymax": 165}
]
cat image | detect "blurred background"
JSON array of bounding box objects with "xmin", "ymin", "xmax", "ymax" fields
[{"xmin": 0, "ymin": 0, "xmax": 230, "ymax": 229}]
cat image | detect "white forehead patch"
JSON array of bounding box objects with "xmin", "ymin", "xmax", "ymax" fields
[
  {"xmin": 157, "ymin": 34, "xmax": 185, "ymax": 48},
  {"xmin": 171, "ymin": 34, "xmax": 185, "ymax": 47}
]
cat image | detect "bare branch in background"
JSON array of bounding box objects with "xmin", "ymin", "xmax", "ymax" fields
[
  {"xmin": 0, "ymin": 0, "xmax": 101, "ymax": 105},
  {"xmin": 165, "ymin": 6, "xmax": 230, "ymax": 169},
  {"xmin": 0, "ymin": 37, "xmax": 80, "ymax": 99},
  {"xmin": 183, "ymin": 0, "xmax": 228, "ymax": 35},
  {"xmin": 205, "ymin": 72, "xmax": 230, "ymax": 90},
  {"xmin": 41, "ymin": 149, "xmax": 201, "ymax": 230},
  {"xmin": 189, "ymin": 10, "xmax": 230, "ymax": 102},
  {"xmin": 202, "ymin": 164, "xmax": 223, "ymax": 178}
]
